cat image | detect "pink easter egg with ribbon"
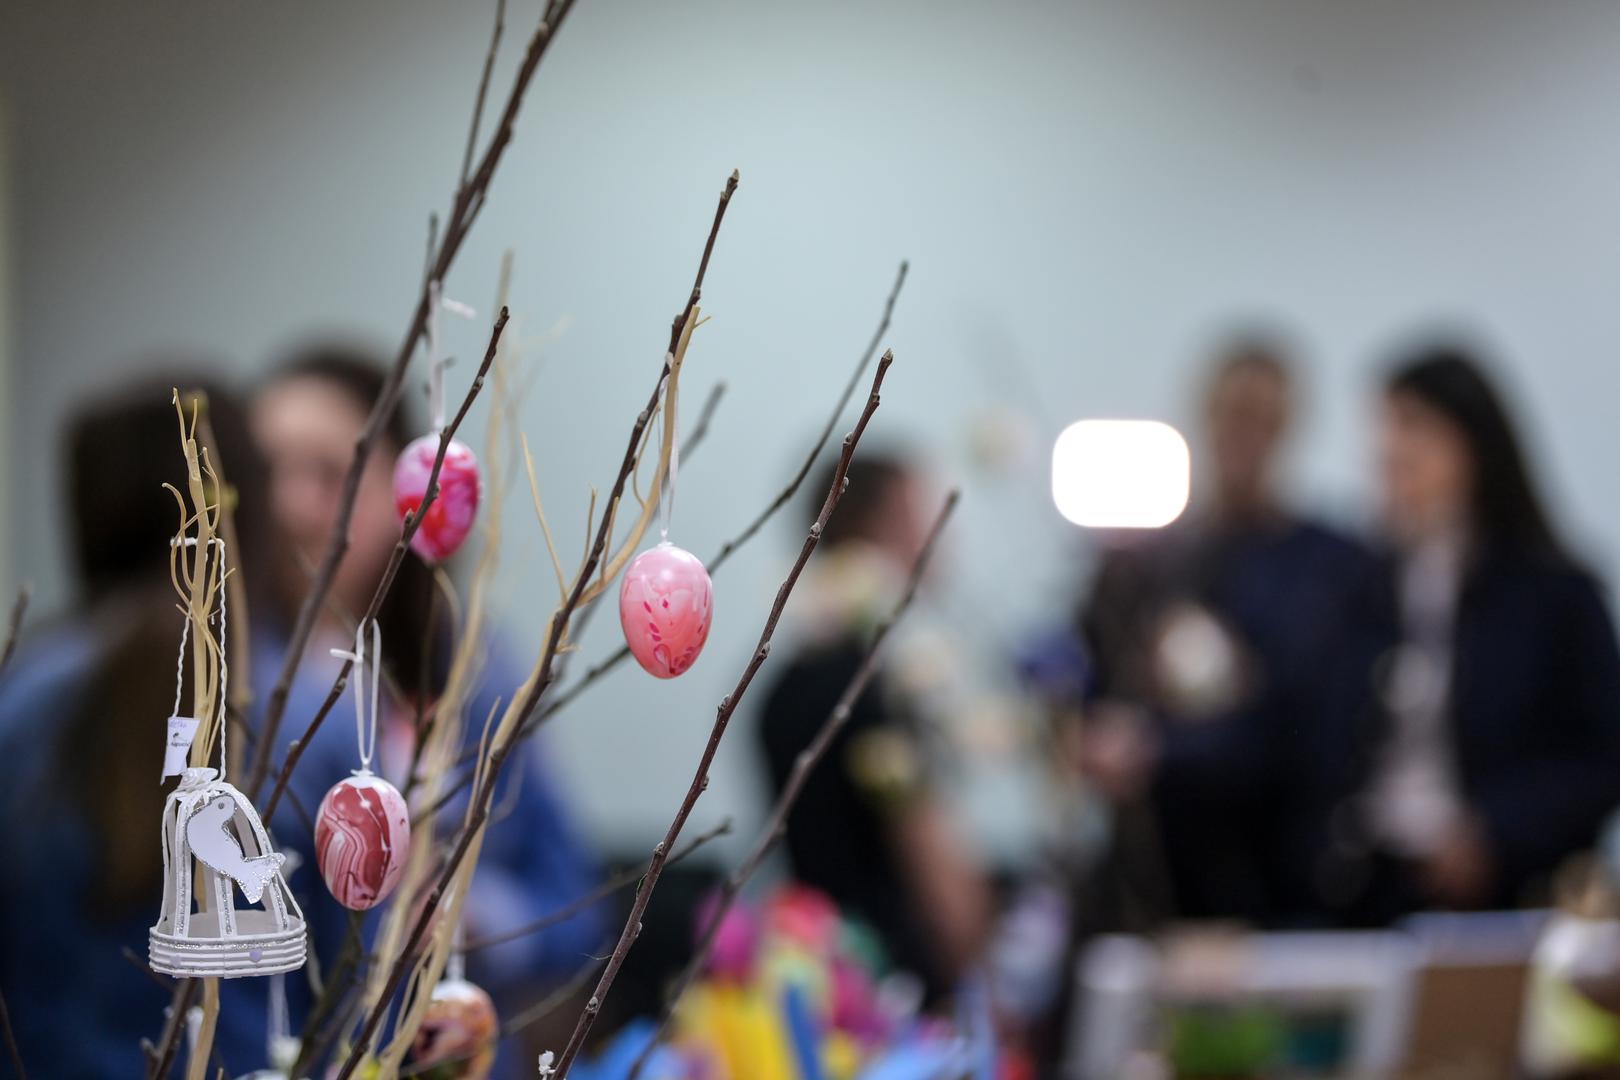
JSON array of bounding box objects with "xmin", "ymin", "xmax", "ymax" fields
[
  {"xmin": 314, "ymin": 772, "xmax": 410, "ymax": 911},
  {"xmin": 393, "ymin": 433, "xmax": 481, "ymax": 563},
  {"xmin": 619, "ymin": 541, "xmax": 713, "ymax": 678}
]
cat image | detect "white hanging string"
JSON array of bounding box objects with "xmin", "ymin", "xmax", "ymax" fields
[
  {"xmin": 330, "ymin": 618, "xmax": 382, "ymax": 774},
  {"xmin": 169, "ymin": 535, "xmax": 230, "ymax": 775},
  {"xmin": 428, "ymin": 281, "xmax": 446, "ymax": 432},
  {"xmin": 446, "ymin": 915, "xmax": 467, "ymax": 984},
  {"xmin": 426, "ymin": 281, "xmax": 478, "ymax": 433},
  {"xmin": 659, "ymin": 352, "xmax": 679, "ymax": 543}
]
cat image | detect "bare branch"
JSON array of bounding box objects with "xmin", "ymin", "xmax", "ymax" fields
[
  {"xmin": 627, "ymin": 490, "xmax": 959, "ymax": 1077},
  {"xmin": 459, "ymin": 0, "xmax": 506, "ymax": 191},
  {"xmin": 0, "ymin": 586, "xmax": 29, "ymax": 674},
  {"xmin": 549, "ymin": 350, "xmax": 897, "ymax": 1078},
  {"xmin": 0, "ymin": 983, "xmax": 25, "ymax": 1080}
]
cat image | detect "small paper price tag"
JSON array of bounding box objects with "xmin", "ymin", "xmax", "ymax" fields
[{"xmin": 163, "ymin": 715, "xmax": 201, "ymax": 780}]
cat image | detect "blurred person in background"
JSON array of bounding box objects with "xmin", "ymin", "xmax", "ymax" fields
[
  {"xmin": 757, "ymin": 453, "xmax": 994, "ymax": 1004},
  {"xmin": 250, "ymin": 348, "xmax": 606, "ymax": 1068},
  {"xmin": 1072, "ymin": 335, "xmax": 1367, "ymax": 925},
  {"xmin": 1282, "ymin": 346, "xmax": 1620, "ymax": 924},
  {"xmin": 0, "ymin": 375, "xmax": 292, "ymax": 1074}
]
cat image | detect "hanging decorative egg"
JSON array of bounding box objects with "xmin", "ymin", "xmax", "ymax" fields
[
  {"xmin": 409, "ymin": 978, "xmax": 498, "ymax": 1080},
  {"xmin": 314, "ymin": 772, "xmax": 410, "ymax": 911},
  {"xmin": 619, "ymin": 542, "xmax": 713, "ymax": 678},
  {"xmin": 393, "ymin": 433, "xmax": 481, "ymax": 563}
]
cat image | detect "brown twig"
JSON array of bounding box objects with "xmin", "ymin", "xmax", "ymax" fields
[
  {"xmin": 0, "ymin": 984, "xmax": 25, "ymax": 1080},
  {"xmin": 0, "ymin": 586, "xmax": 29, "ymax": 674},
  {"xmin": 627, "ymin": 489, "xmax": 959, "ymax": 1078},
  {"xmin": 463, "ymin": 817, "xmax": 733, "ymax": 954},
  {"xmin": 260, "ymin": 309, "xmax": 508, "ymax": 824},
  {"xmin": 144, "ymin": 978, "xmax": 198, "ymax": 1080},
  {"xmin": 549, "ymin": 349, "xmax": 896, "ymax": 1078},
  {"xmin": 684, "ymin": 381, "xmax": 726, "ymax": 457},
  {"xmin": 246, "ymin": 0, "xmax": 579, "ymax": 798},
  {"xmin": 331, "ymin": 171, "xmax": 740, "ymax": 1080},
  {"xmin": 459, "ymin": 0, "xmax": 505, "ymax": 192}
]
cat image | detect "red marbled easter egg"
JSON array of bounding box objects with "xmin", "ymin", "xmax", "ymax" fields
[
  {"xmin": 618, "ymin": 542, "xmax": 713, "ymax": 679},
  {"xmin": 314, "ymin": 772, "xmax": 410, "ymax": 911},
  {"xmin": 393, "ymin": 433, "xmax": 481, "ymax": 563}
]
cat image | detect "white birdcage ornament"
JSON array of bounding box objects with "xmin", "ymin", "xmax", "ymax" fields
[{"xmin": 149, "ymin": 536, "xmax": 306, "ymax": 979}]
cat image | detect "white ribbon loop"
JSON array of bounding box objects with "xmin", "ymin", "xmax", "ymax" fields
[
  {"xmin": 427, "ymin": 281, "xmax": 478, "ymax": 432},
  {"xmin": 330, "ymin": 618, "xmax": 383, "ymax": 774}
]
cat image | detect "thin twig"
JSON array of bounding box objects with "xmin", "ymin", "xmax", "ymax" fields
[
  {"xmin": 459, "ymin": 0, "xmax": 506, "ymax": 191},
  {"xmin": 463, "ymin": 818, "xmax": 733, "ymax": 954},
  {"xmin": 145, "ymin": 978, "xmax": 198, "ymax": 1080},
  {"xmin": 246, "ymin": 0, "xmax": 580, "ymax": 798},
  {"xmin": 261, "ymin": 310, "xmax": 508, "ymax": 824},
  {"xmin": 683, "ymin": 381, "xmax": 726, "ymax": 458},
  {"xmin": 627, "ymin": 490, "xmax": 959, "ymax": 1078},
  {"xmin": 0, "ymin": 984, "xmax": 25, "ymax": 1080},
  {"xmin": 331, "ymin": 170, "xmax": 739, "ymax": 1080},
  {"xmin": 549, "ymin": 349, "xmax": 896, "ymax": 1078},
  {"xmin": 0, "ymin": 587, "xmax": 29, "ymax": 674}
]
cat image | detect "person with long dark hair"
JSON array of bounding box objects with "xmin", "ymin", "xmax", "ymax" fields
[
  {"xmin": 250, "ymin": 348, "xmax": 606, "ymax": 1073},
  {"xmin": 0, "ymin": 375, "xmax": 294, "ymax": 1074},
  {"xmin": 1284, "ymin": 345, "xmax": 1620, "ymax": 923}
]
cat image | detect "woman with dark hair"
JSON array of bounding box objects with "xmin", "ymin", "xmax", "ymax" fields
[
  {"xmin": 1283, "ymin": 346, "xmax": 1620, "ymax": 923},
  {"xmin": 251, "ymin": 348, "xmax": 605, "ymax": 1073}
]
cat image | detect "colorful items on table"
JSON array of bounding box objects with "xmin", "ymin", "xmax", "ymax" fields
[
  {"xmin": 576, "ymin": 885, "xmax": 1018, "ymax": 1080},
  {"xmin": 393, "ymin": 432, "xmax": 481, "ymax": 563},
  {"xmin": 619, "ymin": 542, "xmax": 713, "ymax": 678},
  {"xmin": 408, "ymin": 978, "xmax": 499, "ymax": 1080},
  {"xmin": 314, "ymin": 771, "xmax": 410, "ymax": 911}
]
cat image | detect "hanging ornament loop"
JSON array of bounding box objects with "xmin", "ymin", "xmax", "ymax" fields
[
  {"xmin": 659, "ymin": 350, "xmax": 680, "ymax": 543},
  {"xmin": 426, "ymin": 280, "xmax": 478, "ymax": 433},
  {"xmin": 330, "ymin": 618, "xmax": 382, "ymax": 775}
]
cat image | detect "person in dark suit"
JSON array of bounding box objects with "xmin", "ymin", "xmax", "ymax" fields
[
  {"xmin": 1282, "ymin": 346, "xmax": 1620, "ymax": 924},
  {"xmin": 1073, "ymin": 337, "xmax": 1367, "ymax": 925}
]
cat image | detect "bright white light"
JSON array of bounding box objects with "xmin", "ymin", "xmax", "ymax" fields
[{"xmin": 1052, "ymin": 419, "xmax": 1190, "ymax": 529}]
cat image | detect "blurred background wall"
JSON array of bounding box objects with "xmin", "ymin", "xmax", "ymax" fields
[{"xmin": 5, "ymin": 0, "xmax": 1620, "ymax": 852}]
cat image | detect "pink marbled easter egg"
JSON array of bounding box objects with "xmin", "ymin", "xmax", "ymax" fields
[
  {"xmin": 314, "ymin": 772, "xmax": 410, "ymax": 911},
  {"xmin": 619, "ymin": 542, "xmax": 713, "ymax": 679},
  {"xmin": 393, "ymin": 433, "xmax": 481, "ymax": 563}
]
